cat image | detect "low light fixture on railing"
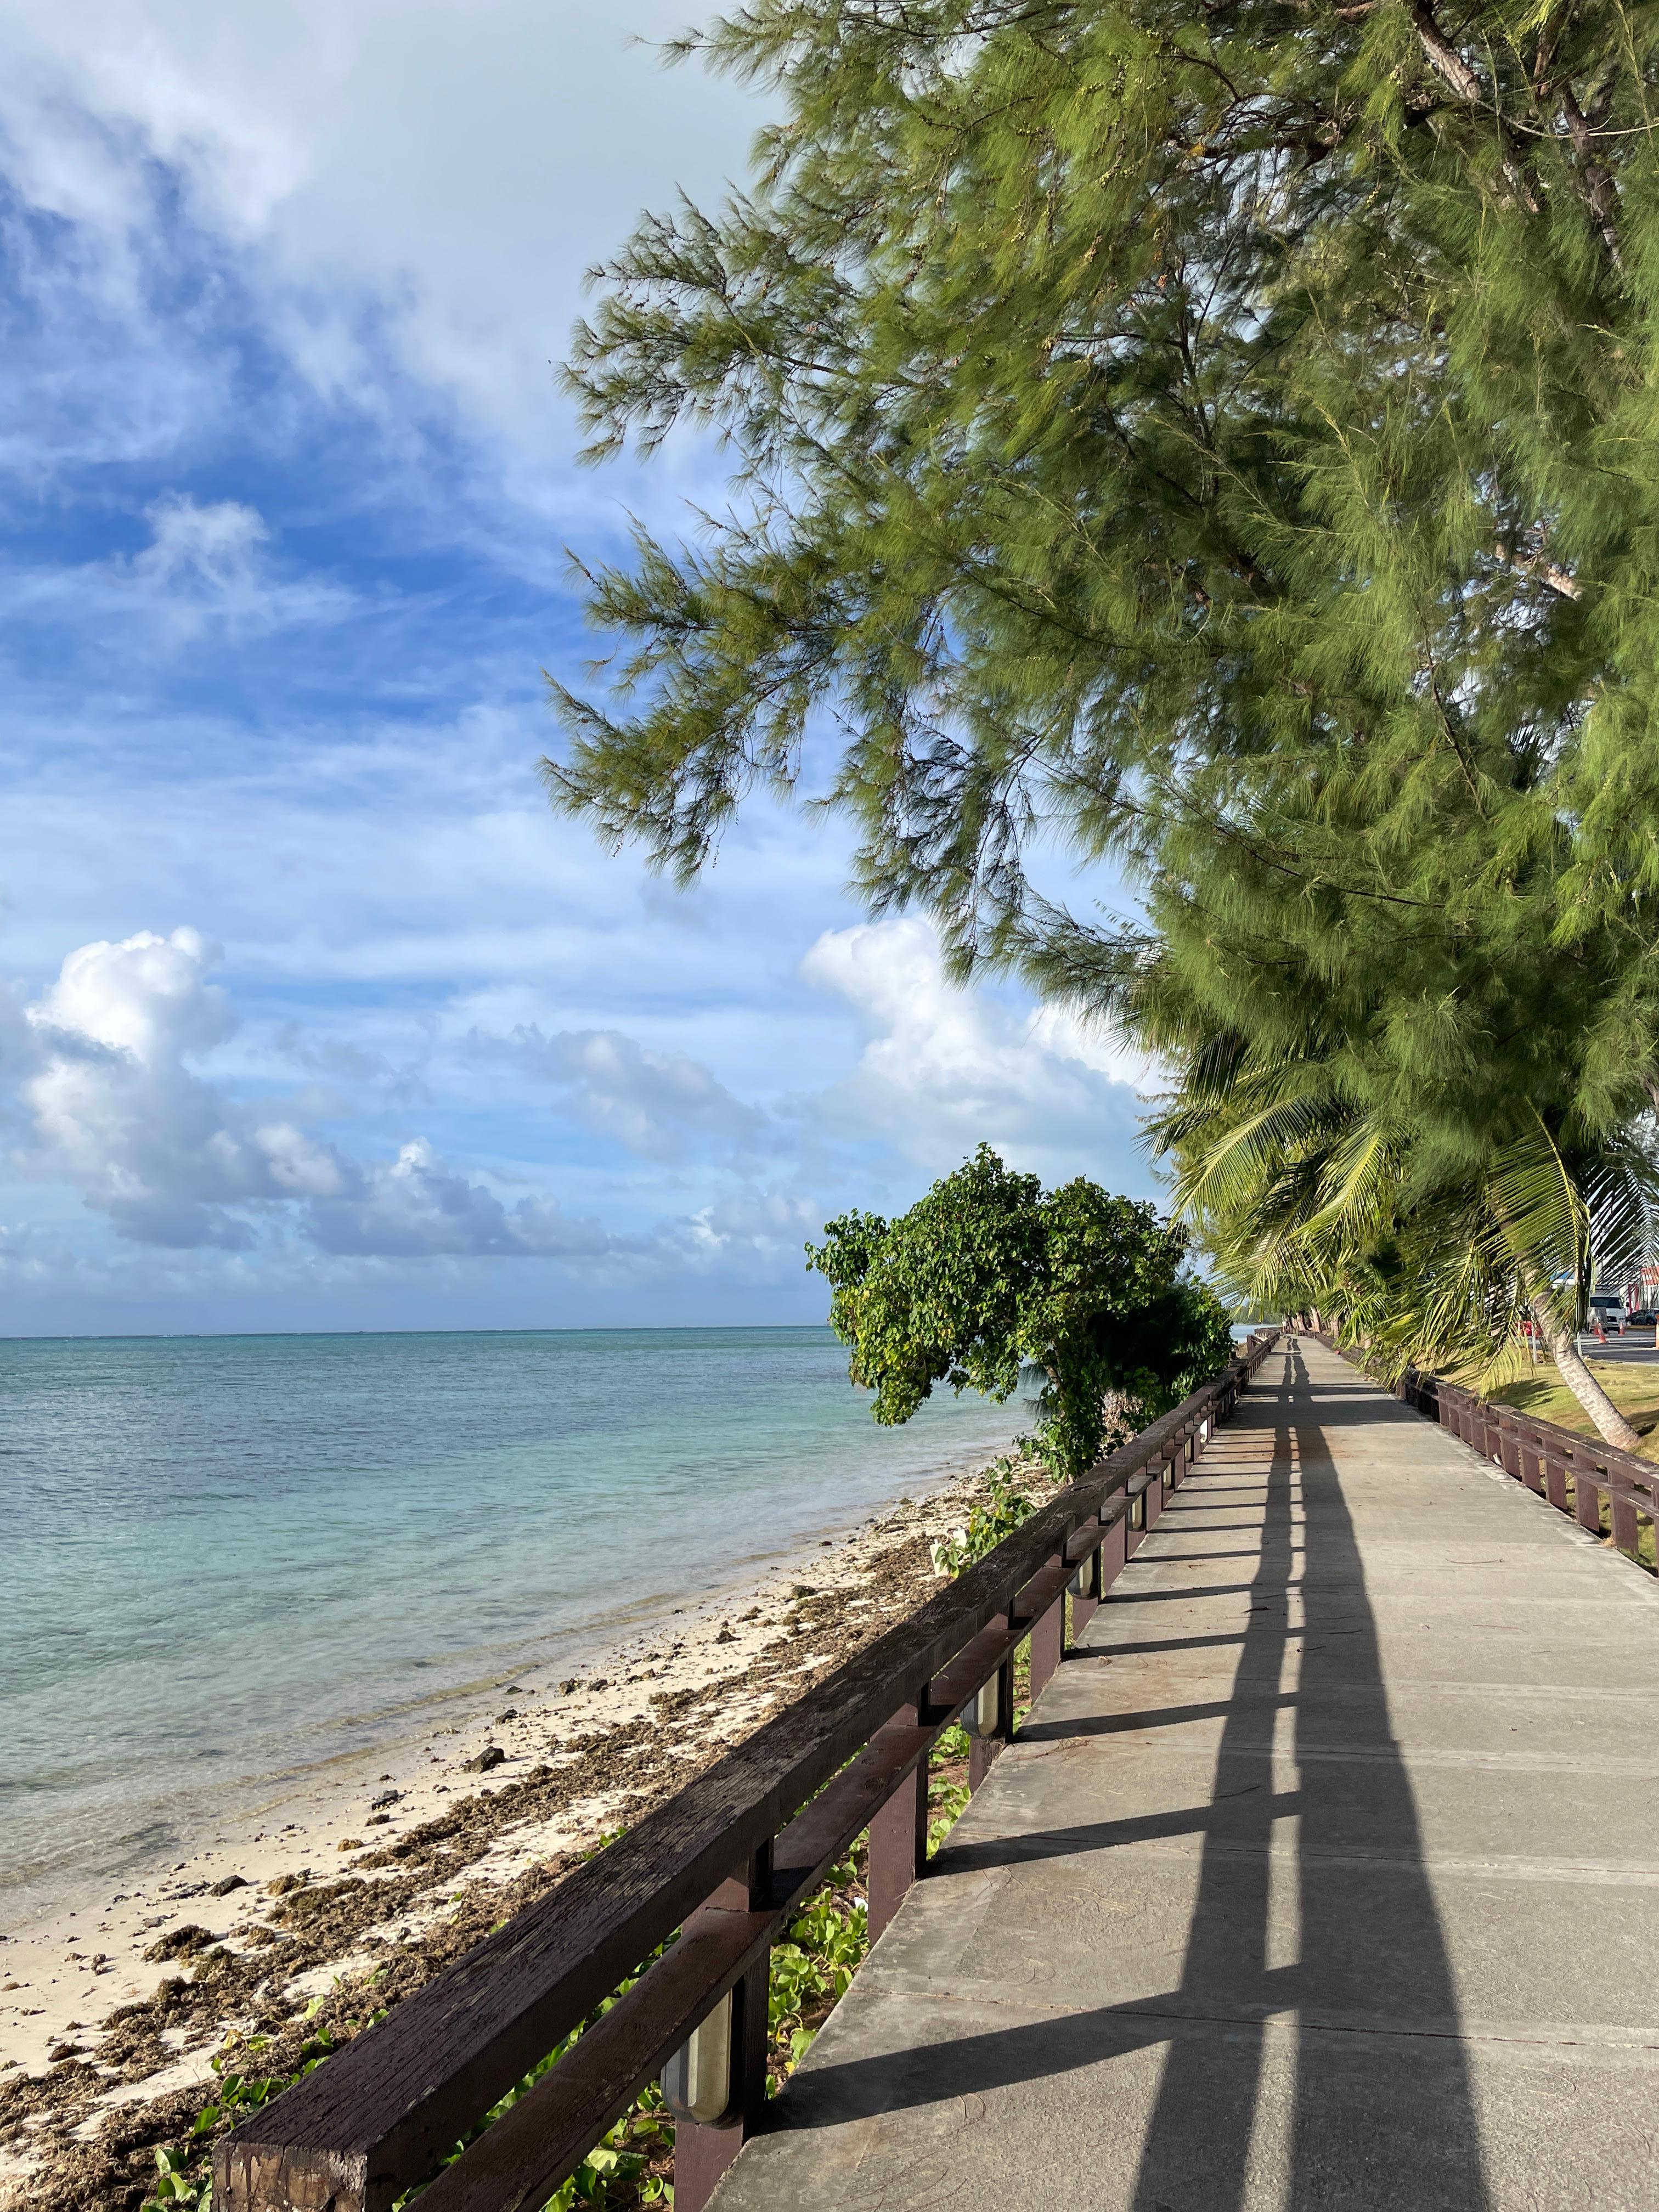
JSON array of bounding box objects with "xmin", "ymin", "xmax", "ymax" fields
[
  {"xmin": 965, "ymin": 1672, "xmax": 1001, "ymax": 1737},
  {"xmin": 1130, "ymin": 1488, "xmax": 1146, "ymax": 1530},
  {"xmin": 212, "ymin": 1340, "xmax": 1280, "ymax": 2212},
  {"xmin": 661, "ymin": 1993, "xmax": 734, "ymax": 2125}
]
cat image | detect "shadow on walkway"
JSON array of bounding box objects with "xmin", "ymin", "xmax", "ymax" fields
[
  {"xmin": 1125, "ymin": 1338, "xmax": 1490, "ymax": 2208},
  {"xmin": 782, "ymin": 1341, "xmax": 1492, "ymax": 2207}
]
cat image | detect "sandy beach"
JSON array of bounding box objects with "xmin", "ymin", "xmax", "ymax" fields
[{"xmin": 0, "ymin": 1452, "xmax": 1024, "ymax": 2210}]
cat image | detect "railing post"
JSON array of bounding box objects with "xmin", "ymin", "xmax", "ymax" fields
[
  {"xmin": 1544, "ymin": 1439, "xmax": 1570, "ymax": 1513},
  {"xmin": 1610, "ymin": 1487, "xmax": 1641, "ymax": 1560},
  {"xmin": 1502, "ymin": 1408, "xmax": 1520, "ymax": 1474},
  {"xmin": 1028, "ymin": 1571, "xmax": 1065, "ymax": 1705},
  {"xmin": 669, "ymin": 1843, "xmax": 774, "ymax": 2212},
  {"xmin": 1137, "ymin": 1462, "xmax": 1158, "ymax": 1537},
  {"xmin": 1099, "ymin": 1508, "xmax": 1127, "ymax": 1598},
  {"xmin": 867, "ymin": 1691, "xmax": 931, "ymax": 1940},
  {"xmin": 1520, "ymin": 1421, "xmax": 1545, "ymax": 1494},
  {"xmin": 1575, "ymin": 1467, "xmax": 1605, "ymax": 1536}
]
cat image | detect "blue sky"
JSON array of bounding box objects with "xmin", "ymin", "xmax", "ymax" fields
[{"xmin": 0, "ymin": 0, "xmax": 1153, "ymax": 1336}]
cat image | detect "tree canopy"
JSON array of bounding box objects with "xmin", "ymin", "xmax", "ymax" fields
[
  {"xmin": 547, "ymin": 0, "xmax": 1659, "ymax": 1425},
  {"xmin": 806, "ymin": 1146, "xmax": 1235, "ymax": 1477}
]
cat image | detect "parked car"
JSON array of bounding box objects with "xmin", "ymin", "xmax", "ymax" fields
[
  {"xmin": 1587, "ymin": 1296, "xmax": 1626, "ymax": 1334},
  {"xmin": 1627, "ymin": 1310, "xmax": 1657, "ymax": 1329}
]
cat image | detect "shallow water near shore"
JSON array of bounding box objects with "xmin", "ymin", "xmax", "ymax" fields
[{"xmin": 1, "ymin": 1325, "xmax": 1027, "ymax": 1922}]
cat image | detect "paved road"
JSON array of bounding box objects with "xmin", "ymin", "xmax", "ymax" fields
[
  {"xmin": 710, "ymin": 1337, "xmax": 1659, "ymax": 2211},
  {"xmin": 1570, "ymin": 1335, "xmax": 1659, "ymax": 1364}
]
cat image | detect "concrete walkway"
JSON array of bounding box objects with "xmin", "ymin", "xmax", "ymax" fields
[{"xmin": 711, "ymin": 1338, "xmax": 1659, "ymax": 2211}]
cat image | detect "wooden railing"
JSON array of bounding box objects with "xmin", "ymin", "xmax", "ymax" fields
[
  {"xmin": 1315, "ymin": 1336, "xmax": 1658, "ymax": 1573},
  {"xmin": 216, "ymin": 1330, "xmax": 1282, "ymax": 2212},
  {"xmin": 1401, "ymin": 1365, "xmax": 1659, "ymax": 1570}
]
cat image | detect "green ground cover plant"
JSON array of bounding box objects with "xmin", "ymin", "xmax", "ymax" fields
[
  {"xmin": 138, "ymin": 1722, "xmax": 990, "ymax": 2212},
  {"xmin": 929, "ymin": 1446, "xmax": 1045, "ymax": 1579}
]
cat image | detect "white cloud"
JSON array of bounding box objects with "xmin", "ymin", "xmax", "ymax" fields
[
  {"xmin": 30, "ymin": 923, "xmax": 233, "ymax": 1060},
  {"xmin": 122, "ymin": 493, "xmax": 362, "ymax": 639},
  {"xmin": 466, "ymin": 1024, "xmax": 773, "ymax": 1162},
  {"xmin": 1026, "ymin": 999, "xmax": 1157, "ymax": 1090},
  {"xmin": 0, "ymin": 492, "xmax": 359, "ymax": 646},
  {"xmin": 0, "ymin": 905, "xmax": 1166, "ymax": 1331},
  {"xmin": 111, "ymin": 494, "xmax": 356, "ymax": 639},
  {"xmin": 801, "ymin": 916, "xmax": 1149, "ymax": 1184},
  {"xmin": 674, "ymin": 1185, "xmax": 820, "ymax": 1260},
  {"xmin": 0, "ymin": 1, "xmax": 768, "ymax": 467},
  {"xmin": 13, "ymin": 926, "xmax": 618, "ymax": 1257},
  {"xmin": 22, "ymin": 927, "xmax": 349, "ymax": 1246},
  {"xmin": 305, "ymin": 1137, "xmax": 611, "ymax": 1259},
  {"xmin": 134, "ymin": 494, "xmax": 268, "ymax": 592}
]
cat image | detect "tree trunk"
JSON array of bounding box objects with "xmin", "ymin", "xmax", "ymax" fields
[{"xmin": 1529, "ymin": 1295, "xmax": 1643, "ymax": 1451}]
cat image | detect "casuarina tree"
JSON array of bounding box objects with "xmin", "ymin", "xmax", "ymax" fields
[{"xmin": 548, "ymin": 2, "xmax": 1659, "ymax": 1431}]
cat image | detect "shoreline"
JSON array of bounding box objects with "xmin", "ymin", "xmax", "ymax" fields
[
  {"xmin": 1, "ymin": 1429, "xmax": 1012, "ymax": 1932},
  {"xmin": 0, "ymin": 1446, "xmax": 1031, "ymax": 2210}
]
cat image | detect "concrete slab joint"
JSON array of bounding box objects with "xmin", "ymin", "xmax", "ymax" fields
[{"xmin": 706, "ymin": 1338, "xmax": 1659, "ymax": 2212}]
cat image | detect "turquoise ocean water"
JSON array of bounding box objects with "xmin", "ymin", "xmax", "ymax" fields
[{"xmin": 1, "ymin": 1327, "xmax": 1029, "ymax": 1921}]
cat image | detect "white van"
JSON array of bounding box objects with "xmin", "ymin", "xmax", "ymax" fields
[{"xmin": 1587, "ymin": 1293, "xmax": 1626, "ymax": 1334}]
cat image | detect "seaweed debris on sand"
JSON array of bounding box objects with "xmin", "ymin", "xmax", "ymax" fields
[{"xmin": 0, "ymin": 1458, "xmax": 1030, "ymax": 2212}]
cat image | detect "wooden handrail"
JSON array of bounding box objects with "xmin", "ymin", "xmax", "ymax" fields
[
  {"xmin": 1316, "ymin": 1338, "xmax": 1658, "ymax": 1572},
  {"xmin": 217, "ymin": 1330, "xmax": 1281, "ymax": 2212}
]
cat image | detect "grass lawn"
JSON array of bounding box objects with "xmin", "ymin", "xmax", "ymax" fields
[
  {"xmin": 1463, "ymin": 1357, "xmax": 1659, "ymax": 1463},
  {"xmin": 1448, "ymin": 1355, "xmax": 1659, "ymax": 1568}
]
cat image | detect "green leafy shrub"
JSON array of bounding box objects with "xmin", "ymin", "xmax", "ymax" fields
[
  {"xmin": 929, "ymin": 1446, "xmax": 1046, "ymax": 1577},
  {"xmin": 809, "ymin": 1147, "xmax": 1234, "ymax": 1481},
  {"xmin": 140, "ymin": 1623, "xmax": 1007, "ymax": 2209}
]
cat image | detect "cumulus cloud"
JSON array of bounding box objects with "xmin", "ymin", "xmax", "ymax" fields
[
  {"xmin": 306, "ymin": 1138, "xmax": 611, "ymax": 1259},
  {"xmin": 467, "ymin": 1024, "xmax": 772, "ymax": 1163},
  {"xmin": 801, "ymin": 917, "xmax": 1150, "ymax": 1184},
  {"xmin": 14, "ymin": 927, "xmax": 612, "ymax": 1258},
  {"xmin": 689, "ymin": 1188, "xmax": 821, "ymax": 1244},
  {"xmin": 33, "ymin": 923, "xmax": 235, "ymax": 1059},
  {"xmin": 0, "ymin": 910, "xmax": 1159, "ymax": 1322},
  {"xmin": 23, "ymin": 927, "xmax": 349, "ymax": 1245}
]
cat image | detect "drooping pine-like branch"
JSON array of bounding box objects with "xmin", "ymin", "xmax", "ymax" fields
[{"xmin": 546, "ymin": 0, "xmax": 1659, "ymax": 1375}]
